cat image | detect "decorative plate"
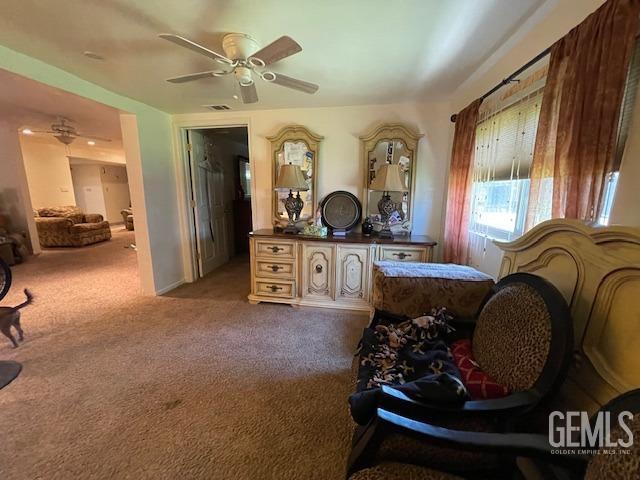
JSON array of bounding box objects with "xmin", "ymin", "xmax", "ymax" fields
[{"xmin": 321, "ymin": 191, "xmax": 362, "ymax": 232}]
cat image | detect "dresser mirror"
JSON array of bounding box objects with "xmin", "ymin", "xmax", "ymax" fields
[
  {"xmin": 360, "ymin": 124, "xmax": 422, "ymax": 235},
  {"xmin": 268, "ymin": 125, "xmax": 324, "ymax": 229}
]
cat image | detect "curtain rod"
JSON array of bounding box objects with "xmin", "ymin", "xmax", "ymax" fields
[{"xmin": 450, "ymin": 46, "xmax": 551, "ymax": 123}]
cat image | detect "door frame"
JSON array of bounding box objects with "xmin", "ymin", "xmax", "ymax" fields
[{"xmin": 173, "ymin": 117, "xmax": 254, "ymax": 282}]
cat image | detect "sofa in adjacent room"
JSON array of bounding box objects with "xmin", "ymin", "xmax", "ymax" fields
[{"xmin": 34, "ymin": 206, "xmax": 111, "ymax": 247}]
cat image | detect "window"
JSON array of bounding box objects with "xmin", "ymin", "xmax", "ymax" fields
[
  {"xmin": 469, "ymin": 83, "xmax": 545, "ymax": 241},
  {"xmin": 598, "ymin": 37, "xmax": 640, "ymax": 225},
  {"xmin": 598, "ymin": 171, "xmax": 619, "ymax": 226},
  {"xmin": 469, "ymin": 36, "xmax": 639, "ymax": 237}
]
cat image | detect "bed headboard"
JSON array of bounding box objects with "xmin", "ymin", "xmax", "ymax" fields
[{"xmin": 495, "ymin": 219, "xmax": 640, "ymax": 414}]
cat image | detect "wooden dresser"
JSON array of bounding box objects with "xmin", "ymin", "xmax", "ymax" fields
[{"xmin": 248, "ymin": 229, "xmax": 437, "ymax": 311}]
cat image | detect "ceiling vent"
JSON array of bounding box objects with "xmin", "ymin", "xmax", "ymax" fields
[{"xmin": 204, "ymin": 104, "xmax": 232, "ymax": 111}]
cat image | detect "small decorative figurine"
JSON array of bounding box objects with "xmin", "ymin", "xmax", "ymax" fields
[{"xmin": 362, "ymin": 217, "xmax": 374, "ymax": 236}]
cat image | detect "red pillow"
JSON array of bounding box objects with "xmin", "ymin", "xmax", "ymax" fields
[{"xmin": 450, "ymin": 339, "xmax": 510, "ymax": 400}]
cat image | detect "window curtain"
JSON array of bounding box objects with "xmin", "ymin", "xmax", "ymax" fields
[
  {"xmin": 443, "ymin": 99, "xmax": 482, "ymax": 264},
  {"xmin": 526, "ymin": 0, "xmax": 640, "ymax": 228}
]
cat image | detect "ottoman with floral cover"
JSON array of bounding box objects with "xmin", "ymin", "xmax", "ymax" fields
[
  {"xmin": 371, "ymin": 262, "xmax": 495, "ymax": 319},
  {"xmin": 34, "ymin": 206, "xmax": 111, "ymax": 247}
]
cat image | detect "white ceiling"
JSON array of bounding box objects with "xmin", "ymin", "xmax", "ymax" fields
[
  {"xmin": 0, "ymin": 68, "xmax": 123, "ymax": 147},
  {"xmin": 0, "ymin": 0, "xmax": 545, "ymax": 114}
]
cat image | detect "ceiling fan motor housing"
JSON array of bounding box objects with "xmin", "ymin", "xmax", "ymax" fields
[{"xmin": 222, "ymin": 33, "xmax": 259, "ymax": 61}]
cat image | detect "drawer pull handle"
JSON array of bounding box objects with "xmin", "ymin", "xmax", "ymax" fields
[
  {"xmin": 315, "ymin": 265, "xmax": 323, "ymax": 273},
  {"xmin": 268, "ymin": 285, "xmax": 283, "ymax": 292},
  {"xmin": 269, "ymin": 246, "xmax": 283, "ymax": 253},
  {"xmin": 393, "ymin": 252, "xmax": 411, "ymax": 260},
  {"xmin": 270, "ymin": 265, "xmax": 282, "ymax": 272}
]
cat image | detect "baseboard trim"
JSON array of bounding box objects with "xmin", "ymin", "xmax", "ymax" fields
[{"xmin": 155, "ymin": 278, "xmax": 185, "ymax": 295}]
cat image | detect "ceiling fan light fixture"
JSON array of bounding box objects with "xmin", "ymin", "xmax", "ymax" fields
[
  {"xmin": 21, "ymin": 128, "xmax": 33, "ymax": 135},
  {"xmin": 235, "ymin": 66, "xmax": 253, "ymax": 86},
  {"xmin": 54, "ymin": 133, "xmax": 75, "ymax": 145}
]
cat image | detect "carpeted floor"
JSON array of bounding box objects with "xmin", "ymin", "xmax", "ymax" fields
[{"xmin": 0, "ymin": 229, "xmax": 368, "ymax": 479}]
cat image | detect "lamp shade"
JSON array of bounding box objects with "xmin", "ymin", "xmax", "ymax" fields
[
  {"xmin": 369, "ymin": 164, "xmax": 407, "ymax": 192},
  {"xmin": 275, "ymin": 163, "xmax": 309, "ymax": 191}
]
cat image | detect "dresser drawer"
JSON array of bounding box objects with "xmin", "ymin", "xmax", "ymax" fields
[
  {"xmin": 255, "ymin": 239, "xmax": 296, "ymax": 259},
  {"xmin": 255, "ymin": 259, "xmax": 296, "ymax": 279},
  {"xmin": 379, "ymin": 246, "xmax": 428, "ymax": 263},
  {"xmin": 254, "ymin": 279, "xmax": 296, "ymax": 298}
]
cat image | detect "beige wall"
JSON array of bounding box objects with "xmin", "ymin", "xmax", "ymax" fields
[
  {"xmin": 0, "ymin": 120, "xmax": 39, "ymax": 252},
  {"xmin": 20, "ymin": 136, "xmax": 76, "ymax": 209},
  {"xmin": 100, "ymin": 165, "xmax": 131, "ymax": 224},
  {"xmin": 174, "ymin": 101, "xmax": 453, "ymax": 268},
  {"xmin": 70, "ymin": 164, "xmax": 106, "ymax": 218},
  {"xmin": 70, "ymin": 164, "xmax": 130, "ymax": 223}
]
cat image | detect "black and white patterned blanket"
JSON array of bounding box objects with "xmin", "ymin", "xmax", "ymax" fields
[{"xmin": 349, "ymin": 308, "xmax": 469, "ymax": 425}]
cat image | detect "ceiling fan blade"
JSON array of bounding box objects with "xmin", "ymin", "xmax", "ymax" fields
[
  {"xmin": 270, "ymin": 73, "xmax": 319, "ymax": 94},
  {"xmin": 250, "ymin": 36, "xmax": 302, "ymax": 65},
  {"xmin": 166, "ymin": 71, "xmax": 223, "ymax": 83},
  {"xmin": 159, "ymin": 34, "xmax": 234, "ymax": 65},
  {"xmin": 77, "ymin": 134, "xmax": 112, "ymax": 142},
  {"xmin": 240, "ymin": 83, "xmax": 258, "ymax": 104}
]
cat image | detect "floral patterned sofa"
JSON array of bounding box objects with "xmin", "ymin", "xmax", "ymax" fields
[{"xmin": 34, "ymin": 206, "xmax": 111, "ymax": 247}]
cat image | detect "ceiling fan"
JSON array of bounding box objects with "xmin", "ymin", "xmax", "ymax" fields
[
  {"xmin": 159, "ymin": 32, "xmax": 319, "ymax": 104},
  {"xmin": 30, "ymin": 117, "xmax": 112, "ymax": 145}
]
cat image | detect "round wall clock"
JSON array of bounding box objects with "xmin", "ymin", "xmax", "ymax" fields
[{"xmin": 320, "ymin": 191, "xmax": 362, "ymax": 232}]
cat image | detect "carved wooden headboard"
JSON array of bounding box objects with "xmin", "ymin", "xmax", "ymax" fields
[{"xmin": 495, "ymin": 219, "xmax": 640, "ymax": 414}]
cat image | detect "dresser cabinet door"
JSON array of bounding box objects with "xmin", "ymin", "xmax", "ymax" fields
[
  {"xmin": 336, "ymin": 246, "xmax": 371, "ymax": 301},
  {"xmin": 301, "ymin": 244, "xmax": 335, "ymax": 300}
]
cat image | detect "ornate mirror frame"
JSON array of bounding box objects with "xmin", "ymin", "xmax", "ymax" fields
[
  {"xmin": 268, "ymin": 125, "xmax": 324, "ymax": 228},
  {"xmin": 360, "ymin": 123, "xmax": 423, "ymax": 235}
]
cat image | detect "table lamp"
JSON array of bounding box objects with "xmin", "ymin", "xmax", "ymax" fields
[
  {"xmin": 369, "ymin": 163, "xmax": 407, "ymax": 239},
  {"xmin": 275, "ymin": 163, "xmax": 309, "ymax": 234}
]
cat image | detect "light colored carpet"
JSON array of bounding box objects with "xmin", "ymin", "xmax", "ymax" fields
[{"xmin": 0, "ymin": 229, "xmax": 368, "ymax": 479}]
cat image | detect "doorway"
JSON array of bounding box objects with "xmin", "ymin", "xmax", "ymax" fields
[{"xmin": 186, "ymin": 126, "xmax": 252, "ymax": 278}]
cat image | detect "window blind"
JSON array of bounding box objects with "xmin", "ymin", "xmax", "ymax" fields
[
  {"xmin": 474, "ymin": 89, "xmax": 543, "ymax": 182},
  {"xmin": 614, "ymin": 37, "xmax": 640, "ymax": 170}
]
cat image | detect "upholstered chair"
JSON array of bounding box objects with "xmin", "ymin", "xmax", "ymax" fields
[
  {"xmin": 349, "ymin": 273, "xmax": 574, "ymax": 475},
  {"xmin": 120, "ymin": 208, "xmax": 134, "ymax": 230},
  {"xmin": 348, "ymin": 389, "xmax": 640, "ymax": 480}
]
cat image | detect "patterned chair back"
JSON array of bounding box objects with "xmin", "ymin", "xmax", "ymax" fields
[
  {"xmin": 472, "ymin": 273, "xmax": 573, "ymax": 395},
  {"xmin": 584, "ymin": 389, "xmax": 640, "ymax": 479}
]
